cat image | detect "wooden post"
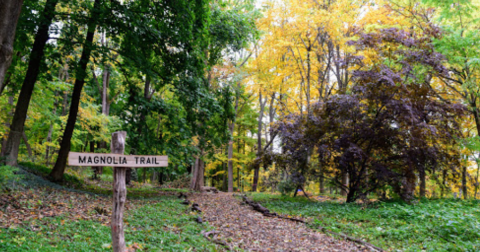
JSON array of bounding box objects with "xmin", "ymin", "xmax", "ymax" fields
[
  {"xmin": 111, "ymin": 131, "xmax": 126, "ymax": 252},
  {"xmin": 67, "ymin": 132, "xmax": 168, "ymax": 251}
]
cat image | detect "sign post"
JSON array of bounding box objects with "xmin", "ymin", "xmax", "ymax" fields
[{"xmin": 68, "ymin": 131, "xmax": 168, "ymax": 252}]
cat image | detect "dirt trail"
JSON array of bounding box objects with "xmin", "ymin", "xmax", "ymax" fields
[{"xmin": 190, "ymin": 192, "xmax": 367, "ymax": 251}]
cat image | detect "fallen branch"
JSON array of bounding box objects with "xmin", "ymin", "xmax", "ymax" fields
[
  {"xmin": 316, "ymin": 226, "xmax": 384, "ymax": 252},
  {"xmin": 241, "ymin": 195, "xmax": 306, "ymax": 223}
]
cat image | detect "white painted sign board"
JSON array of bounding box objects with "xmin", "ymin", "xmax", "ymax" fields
[{"xmin": 68, "ymin": 152, "xmax": 168, "ymax": 167}]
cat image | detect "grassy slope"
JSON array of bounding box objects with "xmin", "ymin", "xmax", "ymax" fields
[
  {"xmin": 250, "ymin": 193, "xmax": 480, "ymax": 252},
  {"xmin": 0, "ymin": 164, "xmax": 218, "ymax": 251}
]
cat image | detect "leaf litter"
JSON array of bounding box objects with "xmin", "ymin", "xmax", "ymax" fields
[{"xmin": 191, "ymin": 192, "xmax": 370, "ymax": 251}]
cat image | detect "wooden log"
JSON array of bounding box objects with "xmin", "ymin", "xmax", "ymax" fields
[{"xmin": 111, "ymin": 131, "xmax": 126, "ymax": 252}]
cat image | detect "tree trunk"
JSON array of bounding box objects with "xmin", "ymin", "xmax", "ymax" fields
[
  {"xmin": 341, "ymin": 170, "xmax": 348, "ymax": 196},
  {"xmin": 252, "ymin": 91, "xmax": 266, "ymax": 192},
  {"xmin": 252, "ymin": 164, "xmax": 260, "ymax": 192},
  {"xmin": 441, "ymin": 169, "xmax": 447, "ymax": 198},
  {"xmin": 419, "ymin": 168, "xmax": 426, "ymax": 198},
  {"xmin": 227, "ymin": 124, "xmax": 235, "ymax": 192},
  {"xmin": 475, "ymin": 159, "xmax": 480, "ymax": 199},
  {"xmin": 45, "ymin": 90, "xmax": 60, "ymax": 166},
  {"xmin": 346, "ymin": 187, "xmax": 358, "ymax": 203},
  {"xmin": 399, "ymin": 168, "xmax": 416, "ymax": 203},
  {"xmin": 319, "ymin": 164, "xmax": 325, "ymax": 194},
  {"xmin": 91, "ymin": 141, "xmax": 101, "ymax": 179},
  {"xmin": 0, "ymin": 0, "xmax": 24, "ymax": 94},
  {"xmin": 2, "ymin": 0, "xmax": 59, "ymax": 166},
  {"xmin": 158, "ymin": 171, "xmax": 164, "ymax": 185},
  {"xmin": 462, "ymin": 166, "xmax": 467, "ymax": 199},
  {"xmin": 49, "ymin": 0, "xmax": 100, "ymax": 181},
  {"xmin": 190, "ymin": 157, "xmax": 204, "ymax": 191},
  {"xmin": 222, "ymin": 160, "xmax": 227, "ymax": 192},
  {"xmin": 21, "ymin": 131, "xmax": 32, "ymax": 160},
  {"xmin": 125, "ymin": 168, "xmax": 132, "ymax": 185}
]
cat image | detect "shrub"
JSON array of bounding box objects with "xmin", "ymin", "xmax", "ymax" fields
[{"xmin": 278, "ymin": 179, "xmax": 296, "ymax": 196}]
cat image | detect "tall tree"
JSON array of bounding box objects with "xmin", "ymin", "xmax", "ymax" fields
[
  {"xmin": 0, "ymin": 0, "xmax": 24, "ymax": 94},
  {"xmin": 49, "ymin": 0, "xmax": 101, "ymax": 181},
  {"xmin": 2, "ymin": 0, "xmax": 60, "ymax": 166}
]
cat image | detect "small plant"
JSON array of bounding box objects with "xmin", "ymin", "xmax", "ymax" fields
[
  {"xmin": 277, "ymin": 179, "xmax": 296, "ymax": 196},
  {"xmin": 0, "ymin": 165, "xmax": 22, "ymax": 190}
]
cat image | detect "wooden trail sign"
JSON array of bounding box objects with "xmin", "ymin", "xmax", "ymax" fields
[
  {"xmin": 68, "ymin": 152, "xmax": 168, "ymax": 167},
  {"xmin": 68, "ymin": 131, "xmax": 168, "ymax": 252}
]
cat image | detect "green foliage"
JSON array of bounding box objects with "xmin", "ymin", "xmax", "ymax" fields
[
  {"xmin": 277, "ymin": 180, "xmax": 296, "ymax": 196},
  {"xmin": 251, "ymin": 193, "xmax": 480, "ymax": 251},
  {"xmin": 19, "ymin": 162, "xmax": 82, "ymax": 187},
  {"xmin": 0, "ymin": 166, "xmax": 22, "ymax": 190}
]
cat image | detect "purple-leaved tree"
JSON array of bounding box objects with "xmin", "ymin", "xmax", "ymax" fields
[{"xmin": 271, "ymin": 28, "xmax": 465, "ymax": 203}]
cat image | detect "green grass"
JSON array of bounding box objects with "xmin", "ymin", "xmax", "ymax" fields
[
  {"xmin": 19, "ymin": 162, "xmax": 83, "ymax": 187},
  {"xmin": 250, "ymin": 193, "xmax": 480, "ymax": 252},
  {"xmin": 1, "ymin": 164, "xmax": 220, "ymax": 251},
  {"xmin": 0, "ymin": 165, "xmax": 21, "ymax": 190},
  {"xmin": 0, "ymin": 164, "xmax": 220, "ymax": 251},
  {"xmin": 0, "ymin": 199, "xmax": 219, "ymax": 251}
]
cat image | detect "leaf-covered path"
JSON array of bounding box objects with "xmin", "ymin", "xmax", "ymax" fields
[{"xmin": 190, "ymin": 192, "xmax": 366, "ymax": 251}]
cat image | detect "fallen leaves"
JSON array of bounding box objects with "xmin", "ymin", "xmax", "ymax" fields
[
  {"xmin": 0, "ymin": 187, "xmax": 137, "ymax": 229},
  {"xmin": 190, "ymin": 192, "xmax": 368, "ymax": 251}
]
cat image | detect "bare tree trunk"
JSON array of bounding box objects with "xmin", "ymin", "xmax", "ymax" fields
[
  {"xmin": 21, "ymin": 131, "xmax": 32, "ymax": 160},
  {"xmin": 252, "ymin": 91, "xmax": 267, "ymax": 192},
  {"xmin": 419, "ymin": 168, "xmax": 426, "ymax": 198},
  {"xmin": 462, "ymin": 166, "xmax": 467, "ymax": 199},
  {"xmin": 45, "ymin": 91, "xmax": 59, "ymax": 166},
  {"xmin": 49, "ymin": 0, "xmax": 100, "ymax": 181},
  {"xmin": 190, "ymin": 157, "xmax": 205, "ymax": 191},
  {"xmin": 227, "ymin": 122, "xmax": 235, "ymax": 192},
  {"xmin": 0, "ymin": 0, "xmax": 24, "ymax": 94},
  {"xmin": 341, "ymin": 171, "xmax": 348, "ymax": 196},
  {"xmin": 319, "ymin": 164, "xmax": 325, "ymax": 194},
  {"xmin": 2, "ymin": 0, "xmax": 59, "ymax": 166},
  {"xmin": 222, "ymin": 160, "xmax": 227, "ymax": 191},
  {"xmin": 475, "ymin": 158, "xmax": 480, "ymax": 199},
  {"xmin": 400, "ymin": 168, "xmax": 416, "ymax": 203}
]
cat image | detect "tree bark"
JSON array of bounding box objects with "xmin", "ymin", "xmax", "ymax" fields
[
  {"xmin": 227, "ymin": 118, "xmax": 237, "ymax": 192},
  {"xmin": 341, "ymin": 170, "xmax": 348, "ymax": 196},
  {"xmin": 462, "ymin": 166, "xmax": 467, "ymax": 199},
  {"xmin": 190, "ymin": 157, "xmax": 205, "ymax": 191},
  {"xmin": 0, "ymin": 0, "xmax": 24, "ymax": 94},
  {"xmin": 419, "ymin": 168, "xmax": 426, "ymax": 198},
  {"xmin": 319, "ymin": 164, "xmax": 325, "ymax": 194},
  {"xmin": 21, "ymin": 131, "xmax": 32, "ymax": 160},
  {"xmin": 110, "ymin": 131, "xmax": 127, "ymax": 252},
  {"xmin": 45, "ymin": 91, "xmax": 59, "ymax": 166},
  {"xmin": 252, "ymin": 91, "xmax": 267, "ymax": 192},
  {"xmin": 222, "ymin": 158, "xmax": 227, "ymax": 192},
  {"xmin": 2, "ymin": 0, "xmax": 59, "ymax": 166},
  {"xmin": 49, "ymin": 0, "xmax": 100, "ymax": 181}
]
